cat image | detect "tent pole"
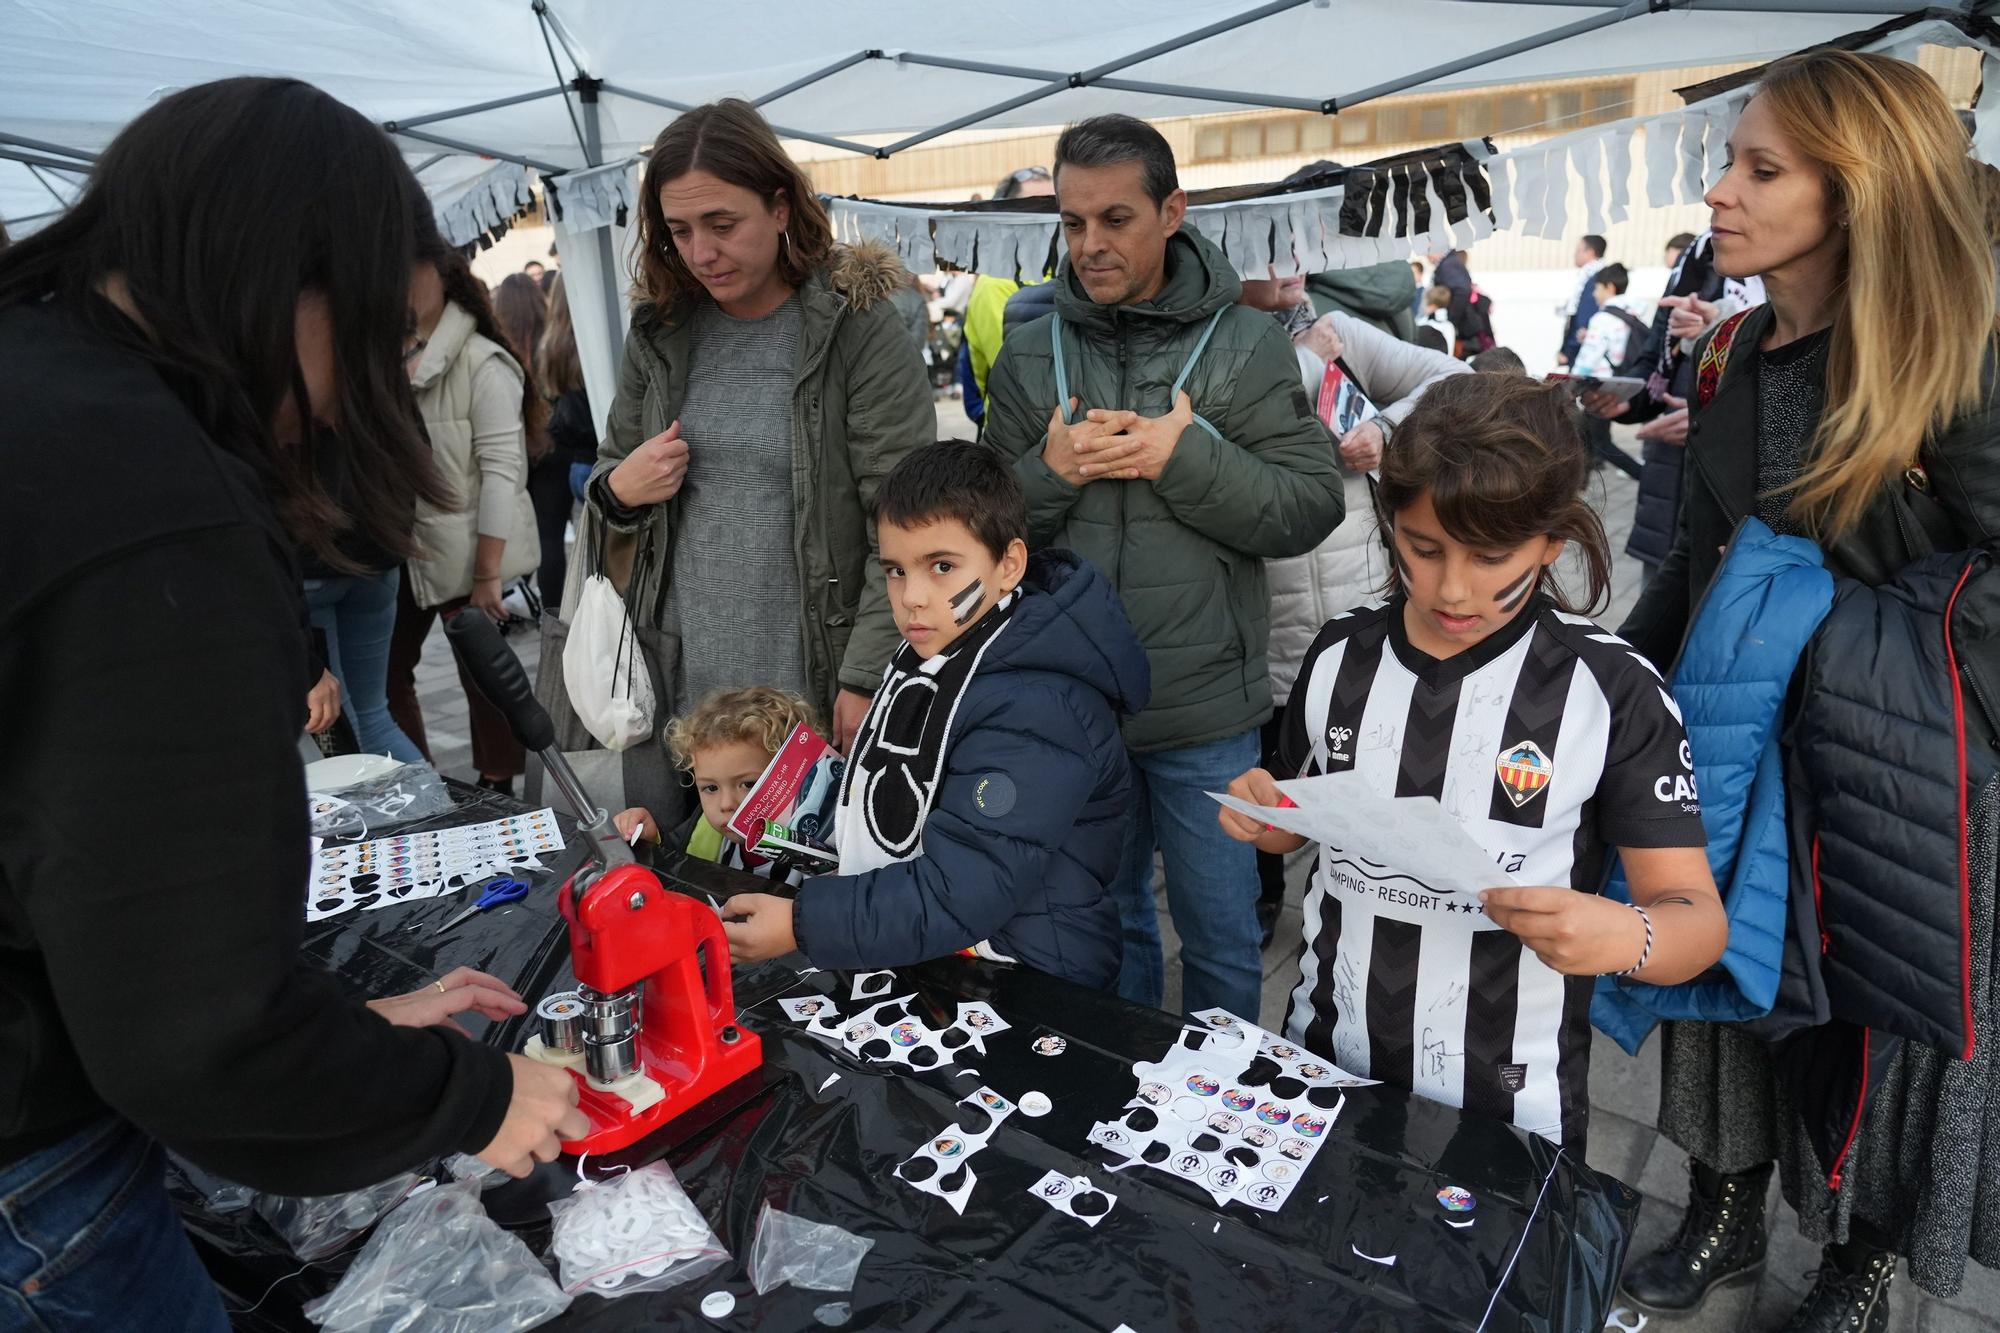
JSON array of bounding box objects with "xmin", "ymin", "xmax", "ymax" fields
[
  {"xmin": 1092, "ymin": 76, "xmax": 1327, "ymax": 111},
  {"xmin": 600, "ymin": 84, "xmax": 883, "ymax": 157},
  {"xmin": 0, "ymin": 132, "xmax": 95, "ymax": 164},
  {"xmin": 387, "ymin": 127, "xmax": 565, "ymax": 175},
  {"xmin": 25, "ymin": 164, "xmax": 73, "ymax": 206},
  {"xmin": 392, "ymin": 86, "xmax": 569, "ymax": 132},
  {"xmin": 577, "ymin": 83, "xmax": 627, "ymax": 376},
  {"xmin": 755, "ymin": 50, "xmax": 882, "ymax": 107},
  {"xmin": 1334, "ymin": 0, "xmax": 1647, "ymax": 110},
  {"xmin": 0, "ymin": 146, "xmax": 98, "ymax": 174}
]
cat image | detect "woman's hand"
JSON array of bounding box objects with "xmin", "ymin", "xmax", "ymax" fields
[
  {"xmin": 1479, "ymin": 887, "xmax": 1647, "ymax": 975},
  {"xmin": 1294, "ymin": 315, "xmax": 1344, "ymax": 366},
  {"xmin": 367, "ymin": 967, "xmax": 528, "ymax": 1035},
  {"xmin": 607, "ymin": 421, "xmax": 689, "ymax": 508},
  {"xmin": 477, "ymin": 1055, "xmax": 589, "ymax": 1178},
  {"xmin": 468, "ymin": 576, "xmax": 505, "ymax": 622},
  {"xmin": 720, "ymin": 893, "xmax": 798, "ymax": 963},
  {"xmin": 1580, "ymin": 389, "xmax": 1631, "ymax": 420},
  {"xmin": 304, "ymin": 669, "xmax": 342, "ymax": 734},
  {"xmin": 1339, "ymin": 419, "xmax": 1386, "ymax": 472}
]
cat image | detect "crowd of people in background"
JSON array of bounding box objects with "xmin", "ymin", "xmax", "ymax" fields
[{"xmin": 8, "ymin": 42, "xmax": 2000, "ymax": 1333}]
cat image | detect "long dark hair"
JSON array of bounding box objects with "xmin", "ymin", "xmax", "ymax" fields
[
  {"xmin": 538, "ymin": 271, "xmax": 585, "ymax": 397},
  {"xmin": 492, "ymin": 272, "xmax": 547, "ymax": 383},
  {"xmin": 0, "ymin": 77, "xmax": 447, "ymax": 571},
  {"xmin": 415, "ymin": 231, "xmax": 549, "ymax": 447},
  {"xmin": 634, "ymin": 99, "xmax": 833, "ymax": 314},
  {"xmin": 1376, "ymin": 373, "xmax": 1611, "ymax": 615}
]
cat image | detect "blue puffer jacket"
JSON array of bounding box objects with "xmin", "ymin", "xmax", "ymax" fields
[
  {"xmin": 794, "ymin": 550, "xmax": 1150, "ymax": 988},
  {"xmin": 1594, "ymin": 520, "xmax": 1835, "ymax": 1053}
]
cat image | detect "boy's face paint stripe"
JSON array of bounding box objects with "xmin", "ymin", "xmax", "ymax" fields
[
  {"xmin": 950, "ymin": 578, "xmax": 987, "ymax": 626},
  {"xmin": 1495, "ymin": 567, "xmax": 1538, "ymax": 614}
]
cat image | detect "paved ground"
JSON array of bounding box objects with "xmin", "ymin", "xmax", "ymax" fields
[{"xmin": 405, "ymin": 406, "xmax": 2000, "ymax": 1331}]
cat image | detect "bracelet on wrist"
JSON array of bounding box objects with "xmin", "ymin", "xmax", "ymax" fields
[{"xmin": 1613, "ymin": 902, "xmax": 1654, "ymax": 977}]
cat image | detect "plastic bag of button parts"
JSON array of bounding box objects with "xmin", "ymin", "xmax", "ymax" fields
[
  {"xmin": 308, "ymin": 763, "xmax": 454, "ymax": 840},
  {"xmin": 301, "ymin": 1179, "xmax": 569, "ymax": 1333},
  {"xmin": 747, "ymin": 1202, "xmax": 874, "ymax": 1295},
  {"xmin": 547, "ymin": 1160, "xmax": 729, "ymax": 1297},
  {"xmin": 253, "ymin": 1170, "xmax": 424, "ymax": 1263}
]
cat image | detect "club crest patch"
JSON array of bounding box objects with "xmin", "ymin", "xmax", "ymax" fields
[{"xmin": 1495, "ymin": 740, "xmax": 1553, "ymax": 808}]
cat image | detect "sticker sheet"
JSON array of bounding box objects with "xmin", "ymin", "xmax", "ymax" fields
[
  {"xmin": 305, "ymin": 809, "xmax": 564, "ymax": 922},
  {"xmin": 1026, "ymin": 1171, "xmax": 1119, "ymax": 1227},
  {"xmin": 771, "ymin": 984, "xmax": 1003, "ymax": 1071},
  {"xmin": 894, "ymin": 1086, "xmax": 1017, "ymax": 1215},
  {"xmin": 1086, "ymin": 1009, "xmax": 1358, "ymax": 1214}
]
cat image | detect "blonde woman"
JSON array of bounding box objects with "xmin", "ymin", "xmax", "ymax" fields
[{"xmin": 1619, "ymin": 52, "xmax": 2000, "ymax": 1328}]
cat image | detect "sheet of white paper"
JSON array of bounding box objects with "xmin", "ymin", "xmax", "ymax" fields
[{"xmin": 1210, "ymin": 772, "xmax": 1515, "ymax": 904}]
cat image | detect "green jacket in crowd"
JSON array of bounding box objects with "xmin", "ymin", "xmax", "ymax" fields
[
  {"xmin": 983, "ymin": 228, "xmax": 1345, "ymax": 753},
  {"xmin": 587, "ymin": 242, "xmax": 934, "ymax": 717},
  {"xmin": 1306, "ymin": 259, "xmax": 1420, "ymax": 343}
]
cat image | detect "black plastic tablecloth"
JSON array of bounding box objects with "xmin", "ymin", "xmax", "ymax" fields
[{"xmin": 181, "ymin": 786, "xmax": 1637, "ymax": 1332}]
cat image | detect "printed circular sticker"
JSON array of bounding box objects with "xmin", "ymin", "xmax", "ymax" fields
[
  {"xmin": 1247, "ymin": 1182, "xmax": 1286, "ymax": 1206},
  {"xmin": 930, "ymin": 1135, "xmax": 966, "ymax": 1158},
  {"xmin": 1220, "ymin": 1088, "xmax": 1255, "ymax": 1112},
  {"xmin": 1204, "ymin": 1013, "xmax": 1239, "ymax": 1030},
  {"xmin": 975, "ymin": 1090, "xmax": 1011, "ymax": 1111},
  {"xmin": 1279, "ymin": 1138, "xmax": 1312, "ymax": 1160},
  {"xmin": 844, "ymin": 1022, "xmax": 878, "ymax": 1044},
  {"xmin": 1242, "ymin": 1126, "xmax": 1278, "ymax": 1148},
  {"xmin": 1255, "ymin": 1101, "xmax": 1292, "ymax": 1126},
  {"xmin": 1437, "ymin": 1185, "xmax": 1477, "ymax": 1213},
  {"xmin": 1297, "ymin": 1062, "xmax": 1331, "ymax": 1081},
  {"xmin": 1268, "ymin": 1044, "xmax": 1300, "ymax": 1060},
  {"xmin": 1207, "ymin": 1112, "xmax": 1244, "ymax": 1134},
  {"xmin": 1263, "ymin": 1161, "xmax": 1299, "ymax": 1183},
  {"xmin": 889, "ymin": 1022, "xmax": 924, "ymax": 1047},
  {"xmin": 1032, "ymin": 1034, "xmax": 1068, "ymax": 1056},
  {"xmin": 1208, "ymin": 1164, "xmax": 1243, "ymax": 1192},
  {"xmin": 1172, "ymin": 1151, "xmax": 1207, "ymax": 1176},
  {"xmin": 1038, "ymin": 1175, "xmax": 1074, "ymax": 1201},
  {"xmin": 1185, "ymin": 1073, "xmax": 1220, "ymax": 1096},
  {"xmin": 1138, "ymin": 1082, "xmax": 1172, "ymax": 1106},
  {"xmin": 1292, "ymin": 1112, "xmax": 1328, "ymax": 1138}
]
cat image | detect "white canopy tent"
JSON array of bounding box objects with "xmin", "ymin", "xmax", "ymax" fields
[{"xmin": 0, "ymin": 0, "xmax": 1984, "ymax": 420}]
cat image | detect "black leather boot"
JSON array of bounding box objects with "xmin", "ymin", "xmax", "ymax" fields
[
  {"xmin": 1779, "ymin": 1247, "xmax": 1894, "ymax": 1332},
  {"xmin": 1619, "ymin": 1160, "xmax": 1772, "ymax": 1313}
]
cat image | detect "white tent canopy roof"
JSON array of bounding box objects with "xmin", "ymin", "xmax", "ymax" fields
[{"xmin": 0, "ymin": 0, "xmax": 1948, "ymax": 199}]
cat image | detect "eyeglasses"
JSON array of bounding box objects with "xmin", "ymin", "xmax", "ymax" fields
[{"xmin": 1008, "ymin": 167, "xmax": 1052, "ymax": 185}]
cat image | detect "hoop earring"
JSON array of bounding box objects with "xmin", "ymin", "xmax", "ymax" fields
[{"xmin": 780, "ymin": 230, "xmax": 794, "ymax": 266}]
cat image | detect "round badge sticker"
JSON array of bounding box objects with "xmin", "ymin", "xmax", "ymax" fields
[
  {"xmin": 1038, "ymin": 1175, "xmax": 1074, "ymax": 1200},
  {"xmin": 1208, "ymin": 1164, "xmax": 1242, "ymax": 1191},
  {"xmin": 1279, "ymin": 1137, "xmax": 1312, "ymax": 1160},
  {"xmin": 1220, "ymin": 1088, "xmax": 1255, "ymax": 1112},
  {"xmin": 1248, "ymin": 1183, "xmax": 1285, "ymax": 1206},
  {"xmin": 977, "ymin": 1089, "xmax": 1010, "ymax": 1111},
  {"xmin": 1255, "ymin": 1101, "xmax": 1292, "ymax": 1126},
  {"xmin": 1263, "ymin": 1161, "xmax": 1298, "ymax": 1183},
  {"xmin": 1242, "ymin": 1126, "xmax": 1278, "ymax": 1148},
  {"xmin": 1437, "ymin": 1185, "xmax": 1476, "ymax": 1213},
  {"xmin": 1204, "ymin": 1013, "xmax": 1238, "ymax": 1030},
  {"xmin": 1269, "ymin": 1044, "xmax": 1300, "ymax": 1060},
  {"xmin": 1172, "ymin": 1151, "xmax": 1206, "ymax": 1176},
  {"xmin": 931, "ymin": 1136, "xmax": 965, "ymax": 1158},
  {"xmin": 1094, "ymin": 1125, "xmax": 1130, "ymax": 1150},
  {"xmin": 1292, "ymin": 1112, "xmax": 1329, "ymax": 1138},
  {"xmin": 1138, "ymin": 1082, "xmax": 1172, "ymax": 1106},
  {"xmin": 889, "ymin": 1022, "xmax": 924, "ymax": 1047},
  {"xmin": 1032, "ymin": 1034, "xmax": 1068, "ymax": 1056},
  {"xmin": 1186, "ymin": 1074, "xmax": 1220, "ymax": 1096},
  {"xmin": 1019, "ymin": 1091, "xmax": 1053, "ymax": 1118},
  {"xmin": 844, "ymin": 1022, "xmax": 878, "ymax": 1044},
  {"xmin": 1207, "ymin": 1112, "xmax": 1244, "ymax": 1134}
]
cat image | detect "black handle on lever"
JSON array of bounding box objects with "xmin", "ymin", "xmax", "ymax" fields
[{"xmin": 444, "ymin": 611, "xmax": 556, "ymax": 752}]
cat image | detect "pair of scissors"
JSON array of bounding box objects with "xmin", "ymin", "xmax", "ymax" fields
[{"xmin": 433, "ymin": 877, "xmax": 530, "ymax": 936}]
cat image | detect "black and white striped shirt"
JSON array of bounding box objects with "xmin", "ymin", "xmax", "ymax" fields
[{"xmin": 1276, "ymin": 597, "xmax": 1704, "ymax": 1147}]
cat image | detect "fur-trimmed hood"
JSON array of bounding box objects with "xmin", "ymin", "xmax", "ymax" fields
[{"xmin": 825, "ymin": 239, "xmax": 913, "ymax": 315}]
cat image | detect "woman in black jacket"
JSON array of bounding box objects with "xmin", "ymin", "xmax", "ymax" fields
[
  {"xmin": 0, "ymin": 80, "xmax": 585, "ymax": 1329},
  {"xmin": 1617, "ymin": 51, "xmax": 2000, "ymax": 1331}
]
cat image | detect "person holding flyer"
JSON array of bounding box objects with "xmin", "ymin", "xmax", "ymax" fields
[{"xmin": 1235, "ymin": 270, "xmax": 1469, "ymax": 943}]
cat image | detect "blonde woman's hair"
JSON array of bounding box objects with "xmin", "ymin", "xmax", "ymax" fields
[
  {"xmin": 664, "ymin": 687, "xmax": 821, "ymax": 772},
  {"xmin": 1754, "ymin": 50, "xmax": 1997, "ymax": 538}
]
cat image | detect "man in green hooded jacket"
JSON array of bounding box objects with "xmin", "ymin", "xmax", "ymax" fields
[{"xmin": 983, "ymin": 114, "xmax": 1345, "ymax": 1021}]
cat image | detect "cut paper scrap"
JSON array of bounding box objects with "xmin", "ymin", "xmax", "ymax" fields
[{"xmin": 1211, "ymin": 773, "xmax": 1513, "ymax": 906}]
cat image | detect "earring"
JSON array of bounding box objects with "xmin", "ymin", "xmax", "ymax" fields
[{"xmin": 781, "ymin": 231, "xmax": 794, "ymax": 262}]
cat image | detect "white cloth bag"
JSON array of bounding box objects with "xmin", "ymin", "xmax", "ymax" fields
[{"xmin": 562, "ymin": 573, "xmax": 656, "ymax": 751}]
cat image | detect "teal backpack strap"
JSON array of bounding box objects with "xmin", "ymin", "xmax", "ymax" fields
[
  {"xmin": 1171, "ymin": 309, "xmax": 1228, "ymax": 442},
  {"xmin": 1050, "ymin": 313, "xmax": 1075, "ymax": 424}
]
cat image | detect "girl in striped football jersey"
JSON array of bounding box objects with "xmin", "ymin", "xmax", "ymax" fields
[{"xmin": 1219, "ymin": 373, "xmax": 1727, "ymax": 1148}]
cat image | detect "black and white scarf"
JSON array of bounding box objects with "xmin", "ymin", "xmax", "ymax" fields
[{"xmin": 834, "ymin": 592, "xmax": 1020, "ymax": 875}]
